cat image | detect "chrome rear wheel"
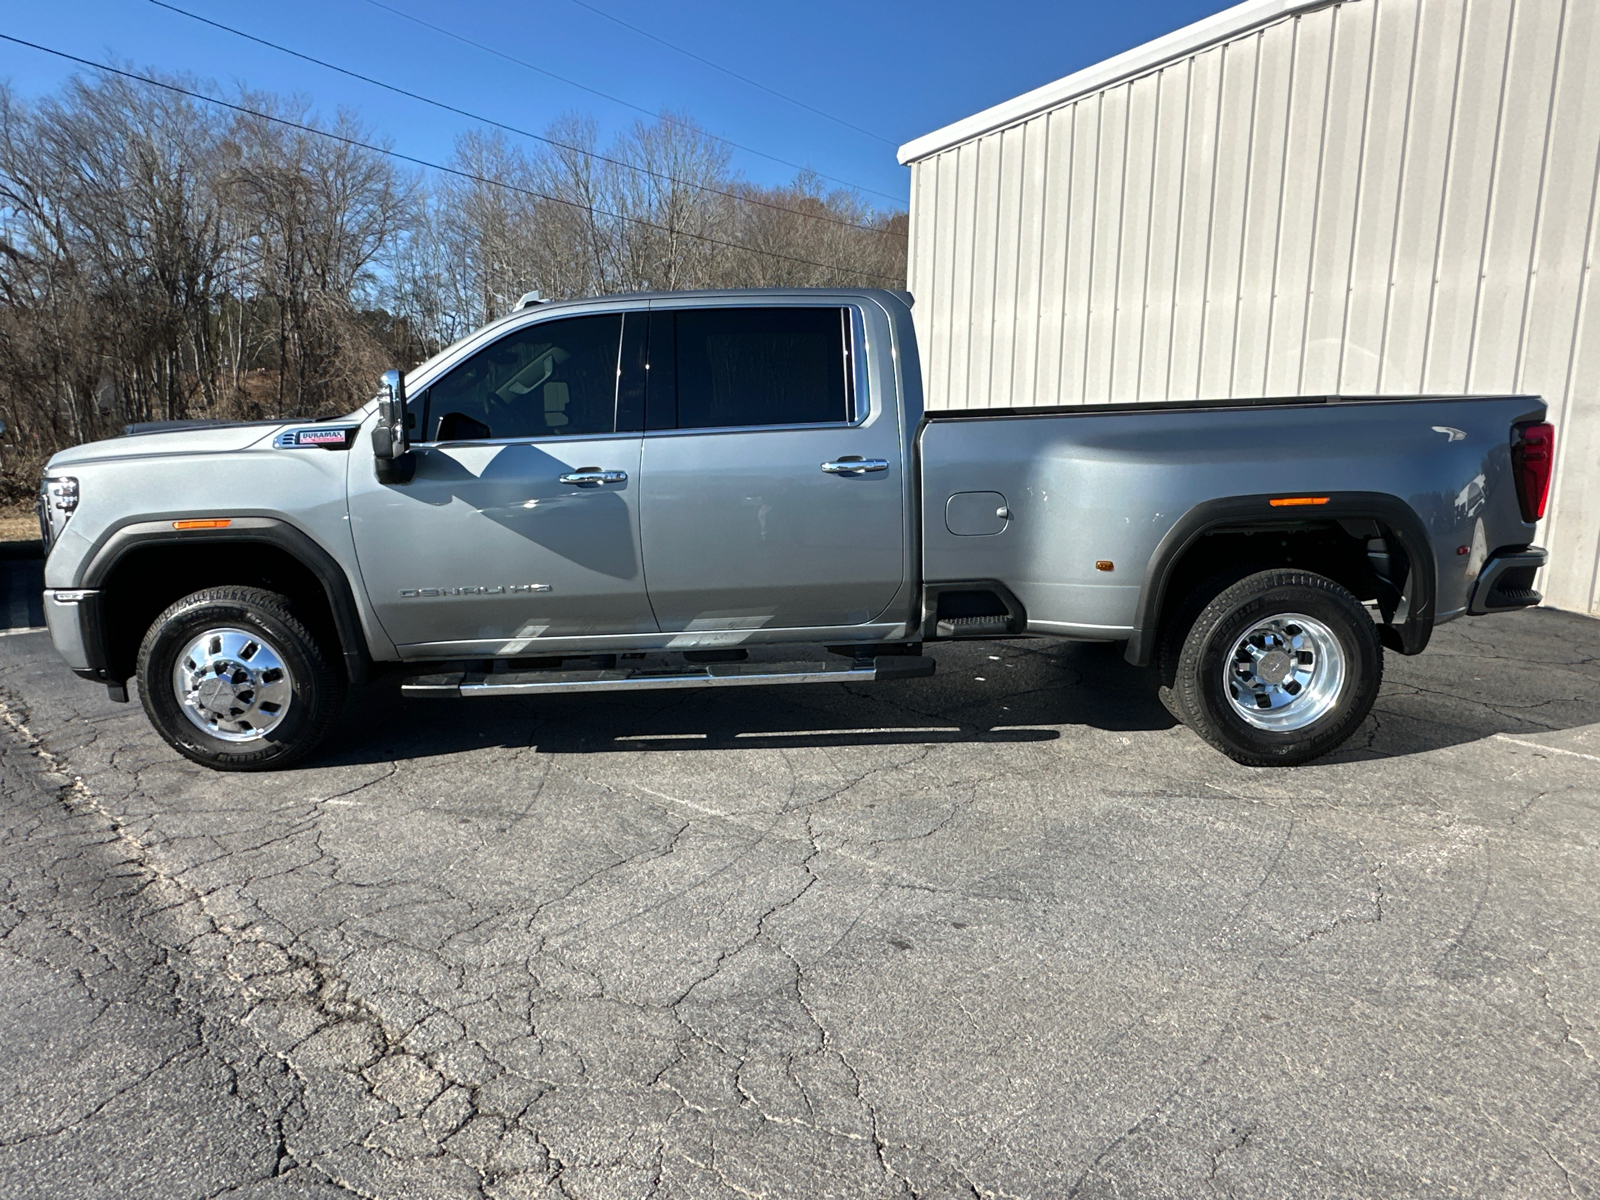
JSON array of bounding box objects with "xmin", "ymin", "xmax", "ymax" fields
[
  {"xmin": 1170, "ymin": 569, "xmax": 1382, "ymax": 767},
  {"xmin": 1222, "ymin": 613, "xmax": 1345, "ymax": 732}
]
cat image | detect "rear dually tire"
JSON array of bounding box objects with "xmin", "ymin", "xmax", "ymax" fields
[{"xmin": 1168, "ymin": 569, "xmax": 1382, "ymax": 767}]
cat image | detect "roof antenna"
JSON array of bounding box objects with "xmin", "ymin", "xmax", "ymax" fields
[{"xmin": 514, "ymin": 290, "xmax": 546, "ymax": 310}]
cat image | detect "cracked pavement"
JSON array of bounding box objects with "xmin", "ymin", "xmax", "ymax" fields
[{"xmin": 0, "ymin": 608, "xmax": 1597, "ymax": 1198}]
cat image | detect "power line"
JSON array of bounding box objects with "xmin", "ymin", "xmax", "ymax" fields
[
  {"xmin": 148, "ymin": 0, "xmax": 894, "ymax": 233},
  {"xmin": 568, "ymin": 0, "xmax": 896, "ymax": 147},
  {"xmin": 0, "ymin": 35, "xmax": 901, "ymax": 284},
  {"xmin": 357, "ymin": 0, "xmax": 905, "ymax": 205}
]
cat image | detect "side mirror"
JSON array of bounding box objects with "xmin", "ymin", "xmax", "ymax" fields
[
  {"xmin": 373, "ymin": 369, "xmax": 410, "ymax": 460},
  {"xmin": 372, "ymin": 369, "xmax": 416, "ymax": 484}
]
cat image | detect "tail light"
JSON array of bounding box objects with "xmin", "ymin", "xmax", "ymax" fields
[{"xmin": 1510, "ymin": 422, "xmax": 1555, "ymax": 523}]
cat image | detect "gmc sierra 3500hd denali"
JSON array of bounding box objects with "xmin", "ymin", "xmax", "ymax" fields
[{"xmin": 36, "ymin": 288, "xmax": 1554, "ymax": 771}]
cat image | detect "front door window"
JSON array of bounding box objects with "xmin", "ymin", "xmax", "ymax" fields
[{"xmin": 424, "ymin": 313, "xmax": 623, "ymax": 441}]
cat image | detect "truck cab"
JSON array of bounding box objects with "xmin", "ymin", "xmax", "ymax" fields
[{"xmin": 351, "ymin": 292, "xmax": 918, "ymax": 660}]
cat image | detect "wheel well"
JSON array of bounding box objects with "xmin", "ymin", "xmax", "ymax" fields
[
  {"xmin": 1155, "ymin": 518, "xmax": 1410, "ymax": 655},
  {"xmin": 98, "ymin": 542, "xmax": 343, "ymax": 685}
]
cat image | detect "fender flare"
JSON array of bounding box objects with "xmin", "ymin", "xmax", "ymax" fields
[
  {"xmin": 1124, "ymin": 491, "xmax": 1436, "ymax": 666},
  {"xmin": 78, "ymin": 516, "xmax": 374, "ymax": 684}
]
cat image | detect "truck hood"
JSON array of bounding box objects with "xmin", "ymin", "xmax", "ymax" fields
[{"xmin": 45, "ymin": 412, "xmax": 369, "ymax": 469}]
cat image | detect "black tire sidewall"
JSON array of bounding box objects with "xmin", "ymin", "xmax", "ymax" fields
[
  {"xmin": 1178, "ymin": 573, "xmax": 1382, "ymax": 766},
  {"xmin": 1156, "ymin": 562, "xmax": 1272, "ymax": 723},
  {"xmin": 139, "ymin": 590, "xmax": 338, "ymax": 770}
]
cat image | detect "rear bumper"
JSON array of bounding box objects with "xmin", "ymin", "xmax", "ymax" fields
[{"xmin": 1468, "ymin": 547, "xmax": 1547, "ymax": 615}]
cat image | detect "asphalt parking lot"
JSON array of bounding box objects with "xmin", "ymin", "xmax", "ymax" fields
[{"xmin": 1, "ymin": 594, "xmax": 1598, "ymax": 1199}]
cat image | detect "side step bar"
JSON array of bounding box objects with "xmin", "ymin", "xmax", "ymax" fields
[{"xmin": 401, "ymin": 654, "xmax": 935, "ymax": 698}]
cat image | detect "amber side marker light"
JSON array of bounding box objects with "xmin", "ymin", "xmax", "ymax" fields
[
  {"xmin": 172, "ymin": 518, "xmax": 232, "ymax": 530},
  {"xmin": 1095, "ymin": 560, "xmax": 1114, "ymax": 572},
  {"xmin": 1268, "ymin": 496, "xmax": 1330, "ymax": 508}
]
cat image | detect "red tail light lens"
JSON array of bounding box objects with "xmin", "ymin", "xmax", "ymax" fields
[{"xmin": 1511, "ymin": 421, "xmax": 1555, "ymax": 523}]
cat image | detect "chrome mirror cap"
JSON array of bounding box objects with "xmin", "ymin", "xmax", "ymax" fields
[{"xmin": 373, "ymin": 370, "xmax": 409, "ymax": 461}]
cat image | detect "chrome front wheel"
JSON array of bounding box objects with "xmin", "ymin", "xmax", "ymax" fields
[
  {"xmin": 140, "ymin": 587, "xmax": 344, "ymax": 770},
  {"xmin": 173, "ymin": 627, "xmax": 295, "ymax": 741}
]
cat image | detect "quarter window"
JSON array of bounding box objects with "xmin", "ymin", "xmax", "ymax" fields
[
  {"xmin": 424, "ymin": 314, "xmax": 622, "ymax": 441},
  {"xmin": 651, "ymin": 307, "xmax": 854, "ymax": 431}
]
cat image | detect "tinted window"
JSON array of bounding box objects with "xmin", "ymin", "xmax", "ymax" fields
[
  {"xmin": 424, "ymin": 314, "xmax": 621, "ymax": 441},
  {"xmin": 664, "ymin": 307, "xmax": 852, "ymax": 430}
]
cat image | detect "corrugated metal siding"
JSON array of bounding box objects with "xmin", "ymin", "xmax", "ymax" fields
[{"xmin": 906, "ymin": 0, "xmax": 1600, "ymax": 616}]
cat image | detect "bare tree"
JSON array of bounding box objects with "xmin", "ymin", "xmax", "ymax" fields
[
  {"xmin": 225, "ymin": 97, "xmax": 411, "ymax": 416},
  {"xmin": 0, "ymin": 75, "xmax": 905, "ymax": 503}
]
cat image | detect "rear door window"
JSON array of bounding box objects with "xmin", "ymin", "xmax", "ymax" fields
[
  {"xmin": 648, "ymin": 307, "xmax": 854, "ymax": 431},
  {"xmin": 424, "ymin": 313, "xmax": 623, "ymax": 441}
]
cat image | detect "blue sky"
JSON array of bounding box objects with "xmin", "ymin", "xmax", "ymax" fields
[{"xmin": 3, "ymin": 0, "xmax": 1236, "ymax": 209}]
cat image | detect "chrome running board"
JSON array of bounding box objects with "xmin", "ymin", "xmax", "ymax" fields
[{"xmin": 401, "ymin": 655, "xmax": 935, "ymax": 698}]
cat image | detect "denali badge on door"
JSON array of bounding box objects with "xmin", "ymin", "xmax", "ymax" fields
[{"xmin": 399, "ymin": 584, "xmax": 553, "ymax": 598}]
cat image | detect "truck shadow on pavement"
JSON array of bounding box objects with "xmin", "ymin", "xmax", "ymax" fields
[
  {"xmin": 1312, "ymin": 606, "xmax": 1600, "ymax": 765},
  {"xmin": 315, "ymin": 609, "xmax": 1600, "ymax": 769}
]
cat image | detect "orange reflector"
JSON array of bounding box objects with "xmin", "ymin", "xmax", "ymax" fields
[
  {"xmin": 172, "ymin": 518, "xmax": 232, "ymax": 530},
  {"xmin": 1095, "ymin": 560, "xmax": 1114, "ymax": 572},
  {"xmin": 1268, "ymin": 496, "xmax": 1330, "ymax": 508}
]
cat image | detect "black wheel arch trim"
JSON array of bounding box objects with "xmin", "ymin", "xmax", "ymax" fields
[
  {"xmin": 73, "ymin": 591, "xmax": 114, "ymax": 684},
  {"xmin": 1124, "ymin": 491, "xmax": 1436, "ymax": 666},
  {"xmin": 78, "ymin": 516, "xmax": 374, "ymax": 685}
]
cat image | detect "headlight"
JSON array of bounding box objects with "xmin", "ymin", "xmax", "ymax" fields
[{"xmin": 38, "ymin": 475, "xmax": 78, "ymax": 553}]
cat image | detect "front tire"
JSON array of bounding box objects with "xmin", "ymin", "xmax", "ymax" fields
[
  {"xmin": 137, "ymin": 587, "xmax": 345, "ymax": 771},
  {"xmin": 1169, "ymin": 569, "xmax": 1382, "ymax": 767}
]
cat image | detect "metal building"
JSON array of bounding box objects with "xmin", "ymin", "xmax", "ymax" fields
[{"xmin": 899, "ymin": 0, "xmax": 1600, "ymax": 616}]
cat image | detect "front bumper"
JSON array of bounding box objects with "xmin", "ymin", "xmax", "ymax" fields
[
  {"xmin": 1468, "ymin": 547, "xmax": 1547, "ymax": 615},
  {"xmin": 42, "ymin": 588, "xmax": 106, "ymax": 678}
]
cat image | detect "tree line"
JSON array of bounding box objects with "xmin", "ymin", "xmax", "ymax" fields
[{"xmin": 0, "ymin": 71, "xmax": 907, "ymax": 500}]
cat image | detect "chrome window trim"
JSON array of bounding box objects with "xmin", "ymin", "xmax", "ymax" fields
[
  {"xmin": 424, "ymin": 430, "xmax": 644, "ymax": 450},
  {"xmin": 852, "ymin": 304, "xmax": 870, "ymax": 423},
  {"xmin": 407, "ymin": 294, "xmax": 879, "ymax": 445},
  {"xmin": 640, "ymin": 418, "xmax": 864, "ymax": 440}
]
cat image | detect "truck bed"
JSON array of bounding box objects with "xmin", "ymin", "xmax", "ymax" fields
[{"xmin": 918, "ymin": 393, "xmax": 1544, "ymax": 656}]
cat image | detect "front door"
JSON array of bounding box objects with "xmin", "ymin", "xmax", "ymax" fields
[
  {"xmin": 349, "ymin": 311, "xmax": 656, "ymax": 656},
  {"xmin": 638, "ymin": 304, "xmax": 905, "ymax": 633}
]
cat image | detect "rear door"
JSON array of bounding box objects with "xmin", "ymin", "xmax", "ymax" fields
[
  {"xmin": 348, "ymin": 310, "xmax": 656, "ymax": 655},
  {"xmin": 637, "ymin": 302, "xmax": 904, "ymax": 633}
]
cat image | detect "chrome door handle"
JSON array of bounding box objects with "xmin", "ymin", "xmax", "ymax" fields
[
  {"xmin": 558, "ymin": 468, "xmax": 628, "ymax": 485},
  {"xmin": 821, "ymin": 458, "xmax": 889, "ymax": 475}
]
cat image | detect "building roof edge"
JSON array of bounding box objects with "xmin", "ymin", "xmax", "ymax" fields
[{"xmin": 897, "ymin": 0, "xmax": 1343, "ymax": 165}]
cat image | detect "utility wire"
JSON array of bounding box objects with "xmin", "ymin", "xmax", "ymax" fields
[
  {"xmin": 148, "ymin": 0, "xmax": 894, "ymax": 232},
  {"xmin": 0, "ymin": 35, "xmax": 901, "ymax": 284},
  {"xmin": 358, "ymin": 0, "xmax": 904, "ymax": 204},
  {"xmin": 568, "ymin": 0, "xmax": 896, "ymax": 147}
]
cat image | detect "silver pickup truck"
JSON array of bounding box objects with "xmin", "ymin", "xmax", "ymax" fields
[{"xmin": 36, "ymin": 288, "xmax": 1553, "ymax": 771}]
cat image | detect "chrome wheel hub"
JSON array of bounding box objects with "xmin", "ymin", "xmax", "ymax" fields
[
  {"xmin": 1223, "ymin": 613, "xmax": 1345, "ymax": 732},
  {"xmin": 173, "ymin": 627, "xmax": 293, "ymax": 741}
]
